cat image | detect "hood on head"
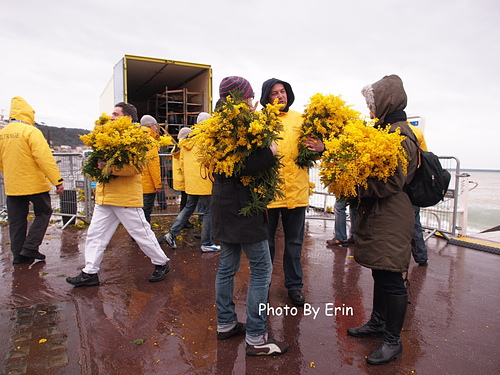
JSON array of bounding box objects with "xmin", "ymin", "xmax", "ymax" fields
[
  {"xmin": 9, "ymin": 96, "xmax": 35, "ymax": 125},
  {"xmin": 259, "ymin": 78, "xmax": 295, "ymax": 112},
  {"xmin": 177, "ymin": 127, "xmax": 192, "ymax": 140},
  {"xmin": 362, "ymin": 75, "xmax": 407, "ymax": 125},
  {"xmin": 140, "ymin": 115, "xmax": 157, "ymax": 127},
  {"xmin": 196, "ymin": 112, "xmax": 210, "ymax": 123}
]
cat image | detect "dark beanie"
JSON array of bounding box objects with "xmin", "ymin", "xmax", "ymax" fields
[{"xmin": 219, "ymin": 76, "xmax": 254, "ymax": 100}]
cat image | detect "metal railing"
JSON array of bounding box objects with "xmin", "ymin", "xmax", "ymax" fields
[
  {"xmin": 307, "ymin": 156, "xmax": 468, "ymax": 239},
  {"xmin": 0, "ymin": 153, "xmax": 468, "ymax": 239}
]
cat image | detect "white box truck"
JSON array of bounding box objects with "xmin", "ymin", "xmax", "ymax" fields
[{"xmin": 100, "ymin": 54, "xmax": 212, "ymax": 137}]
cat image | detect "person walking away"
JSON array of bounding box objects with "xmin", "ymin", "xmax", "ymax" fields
[
  {"xmin": 162, "ymin": 113, "xmax": 219, "ymax": 253},
  {"xmin": 172, "ymin": 126, "xmax": 197, "ymax": 228},
  {"xmin": 212, "ymin": 76, "xmax": 288, "ymax": 356},
  {"xmin": 66, "ymin": 102, "xmax": 170, "ymax": 287},
  {"xmin": 139, "ymin": 115, "xmax": 162, "ymax": 224},
  {"xmin": 0, "ymin": 96, "xmax": 64, "ymax": 264},
  {"xmin": 259, "ymin": 78, "xmax": 324, "ymax": 306},
  {"xmin": 347, "ymin": 75, "xmax": 419, "ymax": 365}
]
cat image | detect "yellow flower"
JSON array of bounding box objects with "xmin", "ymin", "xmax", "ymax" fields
[
  {"xmin": 297, "ymin": 93, "xmax": 361, "ymax": 168},
  {"xmin": 190, "ymin": 95, "xmax": 284, "ymax": 215},
  {"xmin": 320, "ymin": 119, "xmax": 408, "ymax": 198},
  {"xmin": 80, "ymin": 115, "xmax": 168, "ymax": 183}
]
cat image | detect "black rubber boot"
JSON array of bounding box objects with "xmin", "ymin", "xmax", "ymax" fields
[
  {"xmin": 366, "ymin": 293, "xmax": 408, "ymax": 365},
  {"xmin": 347, "ymin": 285, "xmax": 386, "ymax": 338}
]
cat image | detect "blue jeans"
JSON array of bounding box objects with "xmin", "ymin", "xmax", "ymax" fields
[
  {"xmin": 215, "ymin": 240, "xmax": 272, "ymax": 336},
  {"xmin": 334, "ymin": 197, "xmax": 358, "ymax": 241},
  {"xmin": 268, "ymin": 206, "xmax": 306, "ymax": 290},
  {"xmin": 169, "ymin": 194, "xmax": 213, "ymax": 246},
  {"xmin": 412, "ymin": 206, "xmax": 428, "ymax": 263}
]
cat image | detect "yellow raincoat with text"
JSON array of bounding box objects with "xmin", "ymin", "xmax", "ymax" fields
[{"xmin": 0, "ymin": 96, "xmax": 63, "ymax": 196}]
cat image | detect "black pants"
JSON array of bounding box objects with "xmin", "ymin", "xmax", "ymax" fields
[
  {"xmin": 372, "ymin": 269, "xmax": 407, "ymax": 296},
  {"xmin": 142, "ymin": 193, "xmax": 156, "ymax": 224},
  {"xmin": 7, "ymin": 192, "xmax": 52, "ymax": 257}
]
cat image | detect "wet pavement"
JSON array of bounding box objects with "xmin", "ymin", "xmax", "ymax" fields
[{"xmin": 0, "ymin": 216, "xmax": 499, "ymax": 375}]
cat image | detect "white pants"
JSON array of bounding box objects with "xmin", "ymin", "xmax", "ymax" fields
[{"xmin": 83, "ymin": 204, "xmax": 170, "ymax": 274}]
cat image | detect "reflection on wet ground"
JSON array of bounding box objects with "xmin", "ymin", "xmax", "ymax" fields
[{"xmin": 0, "ymin": 218, "xmax": 498, "ymax": 374}]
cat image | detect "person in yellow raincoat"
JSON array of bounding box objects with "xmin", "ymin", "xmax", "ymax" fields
[
  {"xmin": 0, "ymin": 96, "xmax": 64, "ymax": 264},
  {"xmin": 259, "ymin": 79, "xmax": 324, "ymax": 306},
  {"xmin": 66, "ymin": 103, "xmax": 170, "ymax": 287},
  {"xmin": 162, "ymin": 113, "xmax": 220, "ymax": 253},
  {"xmin": 139, "ymin": 115, "xmax": 162, "ymax": 224}
]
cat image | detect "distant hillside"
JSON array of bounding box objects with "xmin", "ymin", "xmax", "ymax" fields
[{"xmin": 35, "ymin": 124, "xmax": 90, "ymax": 148}]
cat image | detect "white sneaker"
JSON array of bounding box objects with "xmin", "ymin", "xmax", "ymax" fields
[
  {"xmin": 246, "ymin": 338, "xmax": 289, "ymax": 356},
  {"xmin": 201, "ymin": 244, "xmax": 220, "ymax": 253}
]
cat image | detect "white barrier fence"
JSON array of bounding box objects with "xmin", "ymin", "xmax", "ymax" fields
[{"xmin": 0, "ymin": 153, "xmax": 469, "ymax": 238}]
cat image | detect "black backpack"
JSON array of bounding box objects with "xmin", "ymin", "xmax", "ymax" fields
[{"xmin": 404, "ymin": 136, "xmax": 451, "ymax": 207}]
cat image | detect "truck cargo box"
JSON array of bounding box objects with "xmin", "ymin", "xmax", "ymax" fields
[{"xmin": 100, "ymin": 55, "xmax": 212, "ymax": 137}]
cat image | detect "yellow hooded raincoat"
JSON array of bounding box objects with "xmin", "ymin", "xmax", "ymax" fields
[
  {"xmin": 267, "ymin": 110, "xmax": 309, "ymax": 209},
  {"xmin": 0, "ymin": 97, "xmax": 63, "ymax": 196},
  {"xmin": 141, "ymin": 126, "xmax": 162, "ymax": 194},
  {"xmin": 180, "ymin": 136, "xmax": 212, "ymax": 196}
]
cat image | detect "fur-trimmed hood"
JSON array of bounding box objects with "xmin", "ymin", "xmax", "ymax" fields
[{"xmin": 361, "ymin": 75, "xmax": 407, "ymax": 126}]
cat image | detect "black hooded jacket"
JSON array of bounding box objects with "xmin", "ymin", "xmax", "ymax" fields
[{"xmin": 260, "ymin": 78, "xmax": 295, "ymax": 112}]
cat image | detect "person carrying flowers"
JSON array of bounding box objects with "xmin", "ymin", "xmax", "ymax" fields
[
  {"xmin": 139, "ymin": 114, "xmax": 163, "ymax": 224},
  {"xmin": 196, "ymin": 76, "xmax": 289, "ymax": 356},
  {"xmin": 259, "ymin": 78, "xmax": 324, "ymax": 306},
  {"xmin": 346, "ymin": 75, "xmax": 419, "ymax": 365},
  {"xmin": 162, "ymin": 112, "xmax": 219, "ymax": 253},
  {"xmin": 66, "ymin": 102, "xmax": 171, "ymax": 287}
]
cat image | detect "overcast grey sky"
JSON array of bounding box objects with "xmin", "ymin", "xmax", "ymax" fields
[{"xmin": 1, "ymin": 0, "xmax": 499, "ymax": 169}]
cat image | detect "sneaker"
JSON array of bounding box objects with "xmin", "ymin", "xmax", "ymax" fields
[
  {"xmin": 163, "ymin": 232, "xmax": 177, "ymax": 248},
  {"xmin": 246, "ymin": 338, "xmax": 289, "ymax": 356},
  {"xmin": 13, "ymin": 255, "xmax": 34, "ymax": 264},
  {"xmin": 20, "ymin": 249, "xmax": 46, "ymax": 260},
  {"xmin": 149, "ymin": 263, "xmax": 170, "ymax": 282},
  {"xmin": 288, "ymin": 289, "xmax": 306, "ymax": 306},
  {"xmin": 66, "ymin": 271, "xmax": 100, "ymax": 287},
  {"xmin": 217, "ymin": 322, "xmax": 246, "ymax": 340},
  {"xmin": 201, "ymin": 244, "xmax": 220, "ymax": 253}
]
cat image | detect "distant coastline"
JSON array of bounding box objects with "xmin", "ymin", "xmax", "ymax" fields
[{"xmin": 462, "ymin": 169, "xmax": 500, "ymax": 173}]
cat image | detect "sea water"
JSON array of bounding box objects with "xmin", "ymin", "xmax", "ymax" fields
[
  {"xmin": 464, "ymin": 170, "xmax": 500, "ymax": 234},
  {"xmin": 309, "ymin": 169, "xmax": 500, "ymax": 235}
]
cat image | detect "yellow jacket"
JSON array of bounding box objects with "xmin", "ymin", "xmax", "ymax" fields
[
  {"xmin": 268, "ymin": 109, "xmax": 309, "ymax": 209},
  {"xmin": 181, "ymin": 137, "xmax": 212, "ymax": 195},
  {"xmin": 171, "ymin": 144, "xmax": 184, "ymax": 191},
  {"xmin": 409, "ymin": 124, "xmax": 428, "ymax": 151},
  {"xmin": 0, "ymin": 97, "xmax": 63, "ymax": 196},
  {"xmin": 141, "ymin": 126, "xmax": 162, "ymax": 194},
  {"xmin": 95, "ymin": 164, "xmax": 143, "ymax": 207}
]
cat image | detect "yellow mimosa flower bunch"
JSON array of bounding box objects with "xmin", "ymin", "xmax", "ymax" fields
[
  {"xmin": 297, "ymin": 93, "xmax": 361, "ymax": 168},
  {"xmin": 191, "ymin": 95, "xmax": 284, "ymax": 215},
  {"xmin": 320, "ymin": 119, "xmax": 408, "ymax": 198},
  {"xmin": 80, "ymin": 114, "xmax": 172, "ymax": 183}
]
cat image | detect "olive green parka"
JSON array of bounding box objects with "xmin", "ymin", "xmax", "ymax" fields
[{"xmin": 354, "ymin": 75, "xmax": 419, "ymax": 273}]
